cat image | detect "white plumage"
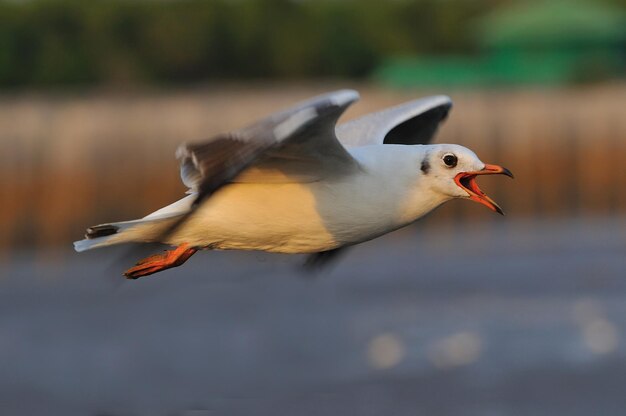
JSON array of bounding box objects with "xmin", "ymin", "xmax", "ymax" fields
[{"xmin": 74, "ymin": 90, "xmax": 512, "ymax": 278}]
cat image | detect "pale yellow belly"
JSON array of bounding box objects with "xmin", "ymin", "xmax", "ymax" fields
[{"xmin": 166, "ymin": 182, "xmax": 340, "ymax": 253}]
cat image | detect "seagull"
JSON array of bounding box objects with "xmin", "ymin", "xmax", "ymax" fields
[{"xmin": 74, "ymin": 90, "xmax": 513, "ymax": 279}]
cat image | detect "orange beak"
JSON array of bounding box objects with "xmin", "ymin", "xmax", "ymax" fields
[{"xmin": 454, "ymin": 164, "xmax": 514, "ymax": 215}]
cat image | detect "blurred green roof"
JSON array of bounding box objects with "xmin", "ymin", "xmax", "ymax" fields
[{"xmin": 475, "ymin": 0, "xmax": 626, "ymax": 47}]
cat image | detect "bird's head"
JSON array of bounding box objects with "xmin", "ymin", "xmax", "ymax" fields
[{"xmin": 422, "ymin": 144, "xmax": 513, "ymax": 215}]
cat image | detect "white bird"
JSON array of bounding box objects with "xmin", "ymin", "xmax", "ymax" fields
[{"xmin": 74, "ymin": 90, "xmax": 513, "ymax": 279}]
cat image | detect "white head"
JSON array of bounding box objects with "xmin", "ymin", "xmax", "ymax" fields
[{"xmin": 420, "ymin": 144, "xmax": 513, "ymax": 214}]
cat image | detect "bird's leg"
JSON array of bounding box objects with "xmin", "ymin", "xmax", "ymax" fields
[{"xmin": 124, "ymin": 243, "xmax": 197, "ymax": 279}]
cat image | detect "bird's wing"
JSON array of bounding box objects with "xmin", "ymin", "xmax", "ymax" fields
[
  {"xmin": 177, "ymin": 89, "xmax": 360, "ymax": 207},
  {"xmin": 336, "ymin": 95, "xmax": 452, "ymax": 147}
]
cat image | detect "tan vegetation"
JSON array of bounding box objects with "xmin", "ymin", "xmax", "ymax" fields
[{"xmin": 2, "ymin": 83, "xmax": 625, "ymax": 252}]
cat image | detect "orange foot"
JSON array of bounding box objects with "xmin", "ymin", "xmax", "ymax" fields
[{"xmin": 124, "ymin": 243, "xmax": 198, "ymax": 279}]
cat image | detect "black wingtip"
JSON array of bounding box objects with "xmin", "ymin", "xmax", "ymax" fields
[{"xmin": 85, "ymin": 224, "xmax": 118, "ymax": 239}]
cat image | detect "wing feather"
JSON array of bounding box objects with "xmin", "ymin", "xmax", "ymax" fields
[
  {"xmin": 178, "ymin": 89, "xmax": 360, "ymax": 199},
  {"xmin": 336, "ymin": 95, "xmax": 452, "ymax": 147},
  {"xmin": 160, "ymin": 90, "xmax": 360, "ymax": 242}
]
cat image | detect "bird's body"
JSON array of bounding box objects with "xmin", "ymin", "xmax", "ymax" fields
[
  {"xmin": 85, "ymin": 145, "xmax": 448, "ymax": 254},
  {"xmin": 74, "ymin": 90, "xmax": 512, "ymax": 278}
]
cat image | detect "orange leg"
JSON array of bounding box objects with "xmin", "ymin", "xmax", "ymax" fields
[{"xmin": 124, "ymin": 243, "xmax": 198, "ymax": 279}]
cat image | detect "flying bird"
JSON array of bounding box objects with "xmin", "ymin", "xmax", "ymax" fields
[{"xmin": 74, "ymin": 90, "xmax": 513, "ymax": 279}]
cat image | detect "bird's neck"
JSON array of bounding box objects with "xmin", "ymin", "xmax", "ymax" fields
[
  {"xmin": 397, "ymin": 186, "xmax": 450, "ymax": 225},
  {"xmin": 352, "ymin": 145, "xmax": 451, "ymax": 226}
]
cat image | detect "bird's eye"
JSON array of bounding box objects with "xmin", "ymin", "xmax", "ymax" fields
[{"xmin": 443, "ymin": 154, "xmax": 457, "ymax": 168}]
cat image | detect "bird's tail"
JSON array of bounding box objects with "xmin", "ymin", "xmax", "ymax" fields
[
  {"xmin": 74, "ymin": 194, "xmax": 196, "ymax": 252},
  {"xmin": 73, "ymin": 216, "xmax": 180, "ymax": 252}
]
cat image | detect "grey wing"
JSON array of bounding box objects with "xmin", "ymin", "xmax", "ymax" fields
[
  {"xmin": 177, "ymin": 89, "xmax": 361, "ymax": 207},
  {"xmin": 336, "ymin": 95, "xmax": 452, "ymax": 147}
]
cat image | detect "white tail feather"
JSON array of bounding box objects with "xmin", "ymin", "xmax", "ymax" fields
[
  {"xmin": 74, "ymin": 195, "xmax": 195, "ymax": 252},
  {"xmin": 73, "ymin": 216, "xmax": 181, "ymax": 252},
  {"xmin": 74, "ymin": 219, "xmax": 149, "ymax": 252}
]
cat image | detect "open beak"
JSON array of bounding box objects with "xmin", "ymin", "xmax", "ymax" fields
[{"xmin": 454, "ymin": 164, "xmax": 514, "ymax": 215}]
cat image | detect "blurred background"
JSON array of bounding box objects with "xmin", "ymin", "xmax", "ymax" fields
[{"xmin": 1, "ymin": 0, "xmax": 626, "ymax": 415}]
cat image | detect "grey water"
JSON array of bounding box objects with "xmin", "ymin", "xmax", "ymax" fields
[{"xmin": 1, "ymin": 218, "xmax": 626, "ymax": 415}]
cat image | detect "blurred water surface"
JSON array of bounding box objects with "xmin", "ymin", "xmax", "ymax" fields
[{"xmin": 2, "ymin": 217, "xmax": 626, "ymax": 415}]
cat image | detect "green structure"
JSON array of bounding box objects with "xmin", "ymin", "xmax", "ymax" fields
[{"xmin": 375, "ymin": 0, "xmax": 626, "ymax": 87}]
